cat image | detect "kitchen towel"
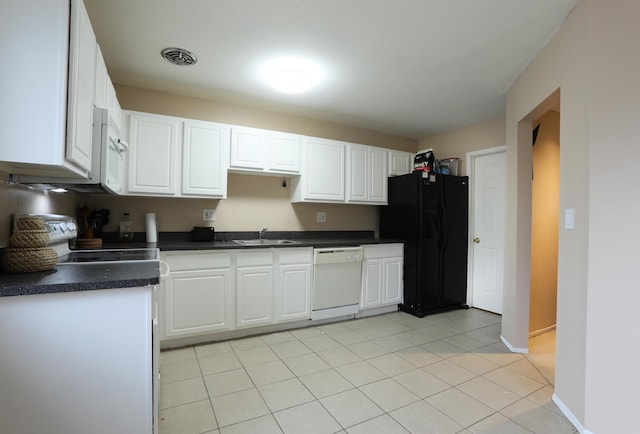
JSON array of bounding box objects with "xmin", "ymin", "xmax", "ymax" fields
[{"xmin": 145, "ymin": 213, "xmax": 157, "ymax": 243}]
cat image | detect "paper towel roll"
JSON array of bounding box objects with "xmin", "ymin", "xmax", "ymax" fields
[{"xmin": 145, "ymin": 213, "xmax": 157, "ymax": 243}]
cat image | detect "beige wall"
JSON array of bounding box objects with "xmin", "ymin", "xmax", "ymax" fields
[
  {"xmin": 0, "ymin": 171, "xmax": 77, "ymax": 247},
  {"xmin": 529, "ymin": 110, "xmax": 559, "ymax": 334},
  {"xmin": 116, "ymin": 85, "xmax": 418, "ymax": 153},
  {"xmin": 418, "ymin": 116, "xmax": 505, "ymax": 175},
  {"xmin": 79, "ymin": 174, "xmax": 377, "ymax": 233},
  {"xmin": 504, "ymin": 0, "xmax": 640, "ymax": 431}
]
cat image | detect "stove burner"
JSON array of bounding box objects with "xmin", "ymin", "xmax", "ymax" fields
[{"xmin": 57, "ymin": 248, "xmax": 159, "ymax": 265}]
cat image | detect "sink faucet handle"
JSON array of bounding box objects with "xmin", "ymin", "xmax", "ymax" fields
[{"xmin": 259, "ymin": 227, "xmax": 268, "ymax": 239}]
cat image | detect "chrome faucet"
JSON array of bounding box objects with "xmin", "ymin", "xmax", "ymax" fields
[{"xmin": 259, "ymin": 227, "xmax": 268, "ymax": 239}]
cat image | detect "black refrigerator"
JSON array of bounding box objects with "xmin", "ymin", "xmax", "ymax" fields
[{"xmin": 380, "ymin": 171, "xmax": 469, "ymax": 317}]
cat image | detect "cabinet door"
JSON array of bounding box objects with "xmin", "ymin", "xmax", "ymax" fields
[
  {"xmin": 277, "ymin": 264, "xmax": 311, "ymax": 322},
  {"xmin": 361, "ymin": 259, "xmax": 383, "ymax": 309},
  {"xmin": 105, "ymin": 80, "xmax": 122, "ymax": 135},
  {"xmin": 183, "ymin": 120, "xmax": 229, "ymax": 197},
  {"xmin": 230, "ymin": 127, "xmax": 267, "ymax": 170},
  {"xmin": 94, "ymin": 45, "xmax": 108, "ymax": 109},
  {"xmin": 269, "ymin": 132, "xmax": 301, "ymax": 173},
  {"xmin": 128, "ymin": 113, "xmax": 180, "ymax": 195},
  {"xmin": 347, "ymin": 144, "xmax": 368, "ymax": 202},
  {"xmin": 164, "ymin": 269, "xmax": 232, "ymax": 337},
  {"xmin": 368, "ymin": 147, "xmax": 388, "ymax": 203},
  {"xmin": 383, "ymin": 257, "xmax": 403, "ymax": 304},
  {"xmin": 388, "ymin": 150, "xmax": 414, "ymax": 176},
  {"xmin": 303, "ymin": 137, "xmax": 345, "ymax": 201},
  {"xmin": 66, "ymin": 0, "xmax": 96, "ymax": 172},
  {"xmin": 236, "ymin": 266, "xmax": 273, "ymax": 327}
]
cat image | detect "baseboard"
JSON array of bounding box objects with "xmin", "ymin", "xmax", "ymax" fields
[
  {"xmin": 500, "ymin": 335, "xmax": 529, "ymax": 353},
  {"xmin": 552, "ymin": 393, "xmax": 594, "ymax": 434},
  {"xmin": 529, "ymin": 324, "xmax": 556, "ymax": 338},
  {"xmin": 356, "ymin": 304, "xmax": 399, "ymax": 318}
]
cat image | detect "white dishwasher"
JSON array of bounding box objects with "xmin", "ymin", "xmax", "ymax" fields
[{"xmin": 312, "ymin": 247, "xmax": 363, "ymax": 320}]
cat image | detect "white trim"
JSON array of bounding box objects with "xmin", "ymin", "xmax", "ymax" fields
[
  {"xmin": 500, "ymin": 335, "xmax": 529, "ymax": 353},
  {"xmin": 552, "ymin": 393, "xmax": 594, "ymax": 434},
  {"xmin": 529, "ymin": 324, "xmax": 556, "ymax": 338},
  {"xmin": 465, "ymin": 145, "xmax": 506, "ymax": 309},
  {"xmin": 311, "ymin": 304, "xmax": 359, "ymax": 320}
]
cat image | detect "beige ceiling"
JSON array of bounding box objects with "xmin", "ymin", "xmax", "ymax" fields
[{"xmin": 84, "ymin": 0, "xmax": 579, "ymax": 139}]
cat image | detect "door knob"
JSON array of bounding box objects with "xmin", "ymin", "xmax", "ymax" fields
[{"xmin": 473, "ymin": 237, "xmax": 480, "ymax": 244}]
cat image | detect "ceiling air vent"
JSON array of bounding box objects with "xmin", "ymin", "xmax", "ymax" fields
[{"xmin": 161, "ymin": 47, "xmax": 197, "ymax": 66}]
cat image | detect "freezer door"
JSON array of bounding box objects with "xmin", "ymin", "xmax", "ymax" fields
[{"xmin": 440, "ymin": 175, "xmax": 469, "ymax": 307}]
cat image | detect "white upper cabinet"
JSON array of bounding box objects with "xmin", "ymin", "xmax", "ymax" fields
[
  {"xmin": 347, "ymin": 144, "xmax": 388, "ymax": 204},
  {"xmin": 66, "ymin": 0, "xmax": 96, "ymax": 173},
  {"xmin": 125, "ymin": 111, "xmax": 229, "ymax": 198},
  {"xmin": 94, "ymin": 46, "xmax": 108, "ymax": 109},
  {"xmin": 127, "ymin": 112, "xmax": 180, "ymax": 195},
  {"xmin": 182, "ymin": 120, "xmax": 230, "ymax": 198},
  {"xmin": 0, "ymin": 0, "xmax": 98, "ymax": 177},
  {"xmin": 269, "ymin": 131, "xmax": 301, "ymax": 173},
  {"xmin": 291, "ymin": 137, "xmax": 345, "ymax": 202},
  {"xmin": 230, "ymin": 127, "xmax": 268, "ymax": 170},
  {"xmin": 94, "ymin": 45, "xmax": 123, "ymax": 134},
  {"xmin": 230, "ymin": 127, "xmax": 301, "ymax": 175},
  {"xmin": 388, "ymin": 150, "xmax": 414, "ymax": 176}
]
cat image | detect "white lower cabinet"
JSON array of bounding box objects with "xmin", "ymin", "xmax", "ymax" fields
[
  {"xmin": 161, "ymin": 248, "xmax": 312, "ymax": 341},
  {"xmin": 236, "ymin": 250, "xmax": 273, "ymax": 328},
  {"xmin": 275, "ymin": 248, "xmax": 313, "ymax": 322},
  {"xmin": 361, "ymin": 244, "xmax": 404, "ymax": 310},
  {"xmin": 162, "ymin": 251, "xmax": 233, "ymax": 338}
]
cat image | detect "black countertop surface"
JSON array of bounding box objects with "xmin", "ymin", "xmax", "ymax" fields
[
  {"xmin": 0, "ymin": 231, "xmax": 403, "ymax": 298},
  {"xmin": 98, "ymin": 230, "xmax": 401, "ymax": 251},
  {"xmin": 0, "ymin": 261, "xmax": 160, "ymax": 297}
]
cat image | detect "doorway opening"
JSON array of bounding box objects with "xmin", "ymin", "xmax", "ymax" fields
[{"xmin": 526, "ymin": 108, "xmax": 560, "ymax": 384}]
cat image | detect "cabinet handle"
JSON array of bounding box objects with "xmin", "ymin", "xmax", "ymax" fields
[{"xmin": 473, "ymin": 237, "xmax": 480, "ymax": 244}]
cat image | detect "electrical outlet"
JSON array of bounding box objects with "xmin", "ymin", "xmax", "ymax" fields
[
  {"xmin": 203, "ymin": 209, "xmax": 216, "ymax": 222},
  {"xmin": 316, "ymin": 211, "xmax": 326, "ymax": 223}
]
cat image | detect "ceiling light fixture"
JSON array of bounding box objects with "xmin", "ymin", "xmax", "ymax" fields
[
  {"xmin": 270, "ymin": 69, "xmax": 313, "ymax": 94},
  {"xmin": 261, "ymin": 57, "xmax": 324, "ymax": 94}
]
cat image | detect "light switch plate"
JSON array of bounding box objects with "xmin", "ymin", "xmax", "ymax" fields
[
  {"xmin": 316, "ymin": 211, "xmax": 327, "ymax": 223},
  {"xmin": 565, "ymin": 208, "xmax": 574, "ymax": 230},
  {"xmin": 203, "ymin": 209, "xmax": 216, "ymax": 222}
]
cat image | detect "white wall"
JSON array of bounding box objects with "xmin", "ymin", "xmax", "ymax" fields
[
  {"xmin": 505, "ymin": 0, "xmax": 640, "ymax": 431},
  {"xmin": 583, "ymin": 0, "xmax": 640, "ymax": 432}
]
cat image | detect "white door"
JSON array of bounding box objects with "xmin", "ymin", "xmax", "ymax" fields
[{"xmin": 470, "ymin": 149, "xmax": 506, "ymax": 313}]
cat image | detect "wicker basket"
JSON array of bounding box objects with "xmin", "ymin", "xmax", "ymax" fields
[
  {"xmin": 9, "ymin": 230, "xmax": 50, "ymax": 248},
  {"xmin": 0, "ymin": 247, "xmax": 58, "ymax": 273},
  {"xmin": 16, "ymin": 217, "xmax": 45, "ymax": 231}
]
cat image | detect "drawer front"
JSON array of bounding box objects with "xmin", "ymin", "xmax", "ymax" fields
[
  {"xmin": 236, "ymin": 250, "xmax": 273, "ymax": 267},
  {"xmin": 164, "ymin": 252, "xmax": 231, "ymax": 271},
  {"xmin": 362, "ymin": 243, "xmax": 403, "ymax": 259},
  {"xmin": 276, "ymin": 247, "xmax": 313, "ymax": 265}
]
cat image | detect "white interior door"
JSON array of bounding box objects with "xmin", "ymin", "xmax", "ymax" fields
[{"xmin": 469, "ymin": 149, "xmax": 506, "ymax": 313}]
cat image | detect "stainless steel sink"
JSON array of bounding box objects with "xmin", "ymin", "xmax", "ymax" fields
[{"xmin": 233, "ymin": 239, "xmax": 301, "ymax": 246}]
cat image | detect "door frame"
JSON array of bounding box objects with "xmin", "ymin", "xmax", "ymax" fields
[{"xmin": 465, "ymin": 145, "xmax": 506, "ymax": 309}]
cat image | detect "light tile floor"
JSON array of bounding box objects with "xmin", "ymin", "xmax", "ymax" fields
[{"xmin": 159, "ymin": 309, "xmax": 577, "ymax": 434}]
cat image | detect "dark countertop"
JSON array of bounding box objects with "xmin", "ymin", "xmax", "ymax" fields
[
  {"xmin": 0, "ymin": 231, "xmax": 403, "ymax": 298},
  {"xmin": 99, "ymin": 230, "xmax": 403, "ymax": 251},
  {"xmin": 0, "ymin": 262, "xmax": 160, "ymax": 297}
]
